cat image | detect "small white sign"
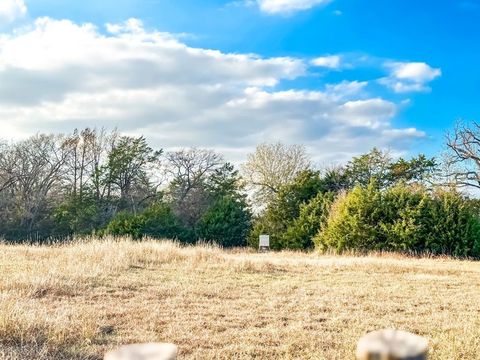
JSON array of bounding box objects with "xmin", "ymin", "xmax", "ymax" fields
[{"xmin": 259, "ymin": 235, "xmax": 270, "ymax": 248}]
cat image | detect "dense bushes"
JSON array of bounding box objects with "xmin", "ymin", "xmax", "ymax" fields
[
  {"xmin": 281, "ymin": 192, "xmax": 334, "ymax": 249},
  {"xmin": 141, "ymin": 203, "xmax": 195, "ymax": 242},
  {"xmin": 248, "ymin": 170, "xmax": 328, "ymax": 249},
  {"xmin": 99, "ymin": 148, "xmax": 480, "ymax": 258},
  {"xmin": 104, "ymin": 203, "xmax": 193, "ymax": 243},
  {"xmin": 104, "ymin": 211, "xmax": 146, "ymax": 240},
  {"xmin": 2, "ymin": 128, "xmax": 479, "ymax": 258},
  {"xmin": 314, "ymin": 182, "xmax": 480, "ymax": 257},
  {"xmin": 104, "ymin": 197, "xmax": 252, "ymax": 247},
  {"xmin": 196, "ymin": 196, "xmax": 251, "ymax": 247}
]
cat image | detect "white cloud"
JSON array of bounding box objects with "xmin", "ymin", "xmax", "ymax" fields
[
  {"xmin": 257, "ymin": 0, "xmax": 331, "ymax": 15},
  {"xmin": 390, "ymin": 62, "xmax": 441, "ymax": 82},
  {"xmin": 0, "ymin": 18, "xmax": 425, "ymax": 164},
  {"xmin": 0, "ymin": 0, "xmax": 27, "ymax": 25},
  {"xmin": 381, "ymin": 61, "xmax": 441, "ymax": 93},
  {"xmin": 325, "ymin": 80, "xmax": 367, "ymax": 99},
  {"xmin": 311, "ymin": 55, "xmax": 342, "ymax": 69},
  {"xmin": 382, "ymin": 128, "xmax": 425, "ymax": 138}
]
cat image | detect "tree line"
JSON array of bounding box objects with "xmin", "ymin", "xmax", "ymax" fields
[
  {"xmin": 1, "ymin": 123, "xmax": 480, "ymax": 256},
  {"xmin": 0, "ymin": 129, "xmax": 250, "ymax": 245}
]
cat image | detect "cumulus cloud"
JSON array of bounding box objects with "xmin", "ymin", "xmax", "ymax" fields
[
  {"xmin": 311, "ymin": 55, "xmax": 342, "ymax": 69},
  {"xmin": 380, "ymin": 61, "xmax": 441, "ymax": 93},
  {"xmin": 0, "ymin": 0, "xmax": 27, "ymax": 25},
  {"xmin": 0, "ymin": 18, "xmax": 425, "ymax": 164},
  {"xmin": 256, "ymin": 0, "xmax": 331, "ymax": 15}
]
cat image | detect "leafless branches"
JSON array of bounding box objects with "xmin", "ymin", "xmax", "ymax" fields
[
  {"xmin": 241, "ymin": 142, "xmax": 311, "ymax": 205},
  {"xmin": 445, "ymin": 121, "xmax": 480, "ymax": 189}
]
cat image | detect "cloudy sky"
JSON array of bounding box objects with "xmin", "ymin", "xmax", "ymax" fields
[{"xmin": 0, "ymin": 0, "xmax": 478, "ymax": 164}]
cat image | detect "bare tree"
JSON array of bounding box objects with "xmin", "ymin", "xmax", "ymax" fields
[
  {"xmin": 241, "ymin": 142, "xmax": 311, "ymax": 205},
  {"xmin": 165, "ymin": 148, "xmax": 224, "ymax": 227},
  {"xmin": 61, "ymin": 128, "xmax": 120, "ymax": 200},
  {"xmin": 0, "ymin": 142, "xmax": 15, "ymax": 193},
  {"xmin": 63, "ymin": 128, "xmax": 94, "ymax": 198},
  {"xmin": 0, "ymin": 134, "xmax": 70, "ymax": 235},
  {"xmin": 446, "ymin": 121, "xmax": 480, "ymax": 189},
  {"xmin": 166, "ymin": 149, "xmax": 224, "ymax": 201}
]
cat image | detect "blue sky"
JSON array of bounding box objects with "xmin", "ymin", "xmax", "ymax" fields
[{"xmin": 0, "ymin": 0, "xmax": 478, "ymax": 163}]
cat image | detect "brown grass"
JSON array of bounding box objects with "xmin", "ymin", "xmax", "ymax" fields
[{"xmin": 1, "ymin": 238, "xmax": 479, "ymax": 359}]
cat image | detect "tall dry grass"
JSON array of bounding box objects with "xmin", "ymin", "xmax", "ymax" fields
[{"xmin": 1, "ymin": 237, "xmax": 479, "ymax": 359}]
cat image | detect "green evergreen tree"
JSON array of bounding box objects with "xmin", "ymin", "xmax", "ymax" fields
[
  {"xmin": 196, "ymin": 196, "xmax": 251, "ymax": 247},
  {"xmin": 281, "ymin": 192, "xmax": 334, "ymax": 249},
  {"xmin": 315, "ymin": 182, "xmax": 480, "ymax": 257},
  {"xmin": 248, "ymin": 170, "xmax": 326, "ymax": 249}
]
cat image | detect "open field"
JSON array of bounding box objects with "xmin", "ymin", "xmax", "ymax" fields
[{"xmin": 1, "ymin": 239, "xmax": 480, "ymax": 359}]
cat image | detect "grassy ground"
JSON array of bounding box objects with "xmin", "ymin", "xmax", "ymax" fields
[{"xmin": 0, "ymin": 239, "xmax": 479, "ymax": 359}]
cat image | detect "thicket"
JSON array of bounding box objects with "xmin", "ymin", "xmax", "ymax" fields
[
  {"xmin": 0, "ymin": 129, "xmax": 251, "ymax": 247},
  {"xmin": 103, "ymin": 203, "xmax": 193, "ymax": 242},
  {"xmin": 248, "ymin": 170, "xmax": 332, "ymax": 250},
  {"xmin": 2, "ymin": 126, "xmax": 480, "ymax": 257},
  {"xmin": 248, "ymin": 148, "xmax": 441, "ymax": 252},
  {"xmin": 315, "ymin": 182, "xmax": 480, "ymax": 257}
]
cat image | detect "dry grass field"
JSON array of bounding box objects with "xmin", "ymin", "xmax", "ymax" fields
[{"xmin": 1, "ymin": 238, "xmax": 479, "ymax": 360}]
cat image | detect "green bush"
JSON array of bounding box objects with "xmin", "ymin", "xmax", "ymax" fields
[
  {"xmin": 314, "ymin": 182, "xmax": 385, "ymax": 252},
  {"xmin": 315, "ymin": 182, "xmax": 480, "ymax": 257},
  {"xmin": 53, "ymin": 195, "xmax": 106, "ymax": 237},
  {"xmin": 103, "ymin": 211, "xmax": 146, "ymax": 240},
  {"xmin": 196, "ymin": 196, "xmax": 251, "ymax": 247},
  {"xmin": 280, "ymin": 192, "xmax": 334, "ymax": 250},
  {"xmin": 248, "ymin": 170, "xmax": 328, "ymax": 250},
  {"xmin": 103, "ymin": 203, "xmax": 193, "ymax": 242},
  {"xmin": 418, "ymin": 190, "xmax": 480, "ymax": 257},
  {"xmin": 248, "ymin": 214, "xmax": 283, "ymax": 249},
  {"xmin": 142, "ymin": 203, "xmax": 194, "ymax": 242}
]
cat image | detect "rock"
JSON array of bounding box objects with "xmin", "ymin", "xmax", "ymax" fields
[
  {"xmin": 104, "ymin": 343, "xmax": 178, "ymax": 360},
  {"xmin": 356, "ymin": 329, "xmax": 428, "ymax": 360}
]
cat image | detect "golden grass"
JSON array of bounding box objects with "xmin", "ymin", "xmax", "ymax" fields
[{"xmin": 1, "ymin": 238, "xmax": 479, "ymax": 359}]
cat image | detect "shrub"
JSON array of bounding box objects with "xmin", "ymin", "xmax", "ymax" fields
[
  {"xmin": 314, "ymin": 182, "xmax": 386, "ymax": 252},
  {"xmin": 103, "ymin": 211, "xmax": 145, "ymax": 240},
  {"xmin": 103, "ymin": 203, "xmax": 193, "ymax": 242},
  {"xmin": 248, "ymin": 170, "xmax": 327, "ymax": 250},
  {"xmin": 142, "ymin": 203, "xmax": 194, "ymax": 243},
  {"xmin": 248, "ymin": 214, "xmax": 283, "ymax": 250},
  {"xmin": 315, "ymin": 182, "xmax": 480, "ymax": 257},
  {"xmin": 53, "ymin": 195, "xmax": 106, "ymax": 237},
  {"xmin": 196, "ymin": 196, "xmax": 251, "ymax": 247},
  {"xmin": 419, "ymin": 190, "xmax": 480, "ymax": 257},
  {"xmin": 280, "ymin": 192, "xmax": 334, "ymax": 250}
]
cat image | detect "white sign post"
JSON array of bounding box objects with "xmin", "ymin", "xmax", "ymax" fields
[{"xmin": 259, "ymin": 235, "xmax": 270, "ymax": 252}]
